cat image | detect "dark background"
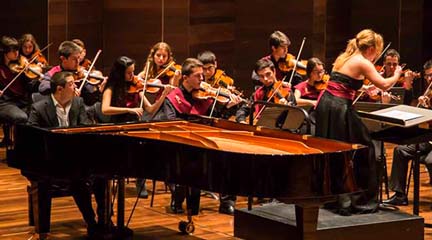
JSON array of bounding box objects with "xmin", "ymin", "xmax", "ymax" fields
[{"xmin": 1, "ymin": 0, "xmax": 430, "ymax": 95}]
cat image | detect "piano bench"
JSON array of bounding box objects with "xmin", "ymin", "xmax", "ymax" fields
[{"xmin": 27, "ymin": 181, "xmax": 72, "ymax": 232}]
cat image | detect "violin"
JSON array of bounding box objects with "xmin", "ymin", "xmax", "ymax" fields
[
  {"xmin": 210, "ymin": 69, "xmax": 244, "ymax": 97},
  {"xmin": 30, "ymin": 50, "xmax": 49, "ymax": 67},
  {"xmin": 193, "ymin": 81, "xmax": 248, "ymax": 104},
  {"xmin": 314, "ymin": 74, "xmax": 330, "ymax": 91},
  {"xmin": 128, "ymin": 76, "xmax": 166, "ymax": 94},
  {"xmin": 74, "ymin": 66, "xmax": 106, "ymax": 86},
  {"xmin": 153, "ymin": 61, "xmax": 181, "ymax": 79},
  {"xmin": 266, "ymin": 80, "xmax": 291, "ymax": 104},
  {"xmin": 8, "ymin": 56, "xmax": 44, "ymax": 80},
  {"xmin": 278, "ymin": 54, "xmax": 307, "ymax": 75}
]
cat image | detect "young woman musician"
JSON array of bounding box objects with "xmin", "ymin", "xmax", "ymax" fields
[
  {"xmin": 315, "ymin": 29, "xmax": 405, "ymax": 215},
  {"xmin": 138, "ymin": 42, "xmax": 181, "ymax": 87},
  {"xmin": 294, "ymin": 57, "xmax": 326, "ymax": 107},
  {"xmin": 101, "ymin": 56, "xmax": 174, "ymax": 123},
  {"xmin": 19, "ymin": 33, "xmax": 48, "ymax": 68}
]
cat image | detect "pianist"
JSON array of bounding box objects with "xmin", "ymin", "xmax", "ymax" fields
[
  {"xmin": 27, "ymin": 71, "xmax": 110, "ymax": 238},
  {"xmin": 155, "ymin": 58, "xmax": 242, "ymax": 215}
]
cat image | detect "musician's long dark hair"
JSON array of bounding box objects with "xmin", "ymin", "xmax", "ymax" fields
[{"xmin": 105, "ymin": 56, "xmax": 135, "ymax": 107}]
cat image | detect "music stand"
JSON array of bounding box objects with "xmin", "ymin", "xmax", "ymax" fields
[
  {"xmin": 251, "ymin": 101, "xmax": 310, "ymax": 133},
  {"xmin": 358, "ymin": 104, "xmax": 432, "ymax": 219}
]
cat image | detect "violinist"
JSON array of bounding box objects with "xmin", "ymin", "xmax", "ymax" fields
[
  {"xmin": 196, "ymin": 50, "xmax": 237, "ymax": 214},
  {"xmin": 155, "ymin": 58, "xmax": 242, "ymax": 215},
  {"xmin": 382, "ymin": 49, "xmax": 415, "ymax": 104},
  {"xmin": 39, "ymin": 41, "xmax": 81, "ymax": 95},
  {"xmin": 251, "ymin": 31, "xmax": 303, "ymax": 89},
  {"xmin": 294, "ymin": 57, "xmax": 326, "ymax": 107},
  {"xmin": 197, "ymin": 50, "xmax": 234, "ymax": 88},
  {"xmin": 315, "ymin": 29, "xmax": 405, "ymax": 216},
  {"xmin": 19, "ymin": 33, "xmax": 49, "ymax": 69},
  {"xmin": 72, "ymin": 39, "xmax": 107, "ymax": 112},
  {"xmin": 236, "ymin": 58, "xmax": 296, "ymax": 123},
  {"xmin": 0, "ymin": 36, "xmax": 31, "ymax": 145},
  {"xmin": 138, "ymin": 42, "xmax": 181, "ymax": 87},
  {"xmin": 384, "ymin": 59, "xmax": 432, "ymax": 206},
  {"xmin": 101, "ymin": 56, "xmax": 174, "ymax": 123}
]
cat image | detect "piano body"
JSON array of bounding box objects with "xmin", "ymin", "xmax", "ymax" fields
[{"xmin": 8, "ymin": 117, "xmax": 361, "ymax": 240}]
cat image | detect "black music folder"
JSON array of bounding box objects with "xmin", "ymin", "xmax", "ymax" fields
[{"xmin": 255, "ymin": 105, "xmax": 309, "ymax": 132}]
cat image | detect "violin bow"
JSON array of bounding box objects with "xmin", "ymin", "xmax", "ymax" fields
[
  {"xmin": 0, "ymin": 42, "xmax": 54, "ymax": 96},
  {"xmin": 352, "ymin": 42, "xmax": 392, "ymax": 105},
  {"xmin": 253, "ymin": 37, "xmax": 306, "ymax": 122},
  {"xmin": 208, "ymin": 87, "xmax": 222, "ymax": 118},
  {"xmin": 78, "ymin": 49, "xmax": 102, "ymax": 92},
  {"xmin": 154, "ymin": 61, "xmax": 175, "ymax": 80},
  {"xmin": 139, "ymin": 59, "xmax": 151, "ymax": 109}
]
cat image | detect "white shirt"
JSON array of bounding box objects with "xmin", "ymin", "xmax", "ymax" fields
[{"xmin": 51, "ymin": 94, "xmax": 72, "ymax": 127}]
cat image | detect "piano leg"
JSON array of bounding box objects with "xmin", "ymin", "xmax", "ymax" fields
[
  {"xmin": 295, "ymin": 204, "xmax": 319, "ymax": 240},
  {"xmin": 29, "ymin": 181, "xmax": 52, "ymax": 235},
  {"xmin": 115, "ymin": 178, "xmax": 133, "ymax": 238}
]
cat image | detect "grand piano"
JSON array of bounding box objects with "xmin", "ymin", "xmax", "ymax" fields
[{"xmin": 7, "ymin": 117, "xmax": 361, "ymax": 240}]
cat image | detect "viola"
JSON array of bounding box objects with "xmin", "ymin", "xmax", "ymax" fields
[
  {"xmin": 9, "ymin": 56, "xmax": 44, "ymax": 80},
  {"xmin": 128, "ymin": 76, "xmax": 166, "ymax": 94},
  {"xmin": 314, "ymin": 74, "xmax": 330, "ymax": 91},
  {"xmin": 278, "ymin": 54, "xmax": 307, "ymax": 76},
  {"xmin": 266, "ymin": 80, "xmax": 291, "ymax": 104}
]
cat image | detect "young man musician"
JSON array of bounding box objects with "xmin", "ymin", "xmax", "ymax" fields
[
  {"xmin": 155, "ymin": 58, "xmax": 241, "ymax": 215},
  {"xmin": 236, "ymin": 58, "xmax": 296, "ymax": 124},
  {"xmin": 384, "ymin": 59, "xmax": 432, "ymax": 206},
  {"xmin": 39, "ymin": 41, "xmax": 81, "ymax": 95},
  {"xmin": 251, "ymin": 31, "xmax": 304, "ymax": 89},
  {"xmin": 28, "ymin": 71, "xmax": 110, "ymax": 238},
  {"xmin": 197, "ymin": 50, "xmax": 238, "ymax": 215}
]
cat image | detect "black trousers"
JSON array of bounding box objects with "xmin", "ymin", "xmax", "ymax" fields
[
  {"xmin": 172, "ymin": 184, "xmax": 201, "ymax": 215},
  {"xmin": 389, "ymin": 142, "xmax": 432, "ymax": 194}
]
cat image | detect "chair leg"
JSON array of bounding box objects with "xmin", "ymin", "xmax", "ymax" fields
[
  {"xmin": 406, "ymin": 160, "xmax": 414, "ymax": 196},
  {"xmin": 150, "ymin": 180, "xmax": 156, "ymax": 207},
  {"xmin": 27, "ymin": 185, "xmax": 34, "ymax": 226}
]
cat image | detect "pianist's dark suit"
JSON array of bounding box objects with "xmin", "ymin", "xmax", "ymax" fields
[{"xmin": 27, "ymin": 95, "xmax": 108, "ymax": 234}]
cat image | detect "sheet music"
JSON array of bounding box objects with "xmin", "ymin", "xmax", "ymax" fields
[{"xmin": 375, "ymin": 110, "xmax": 423, "ymax": 121}]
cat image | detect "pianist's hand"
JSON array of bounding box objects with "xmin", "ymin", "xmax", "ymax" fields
[{"xmin": 129, "ymin": 107, "xmax": 144, "ymax": 118}]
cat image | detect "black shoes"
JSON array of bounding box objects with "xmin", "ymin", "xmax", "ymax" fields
[
  {"xmin": 136, "ymin": 180, "xmax": 148, "ymax": 199},
  {"xmin": 383, "ymin": 193, "xmax": 408, "ymax": 206},
  {"xmin": 219, "ymin": 205, "xmax": 235, "ymax": 215},
  {"xmin": 170, "ymin": 199, "xmax": 185, "ymax": 214}
]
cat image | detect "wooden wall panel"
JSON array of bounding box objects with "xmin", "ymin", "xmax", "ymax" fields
[
  {"xmin": 0, "ymin": 0, "xmax": 48, "ymax": 60},
  {"xmin": 189, "ymin": 0, "xmax": 235, "ymax": 76},
  {"xmin": 235, "ymin": 0, "xmax": 314, "ymax": 94}
]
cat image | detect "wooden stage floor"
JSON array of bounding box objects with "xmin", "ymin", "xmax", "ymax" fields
[{"xmin": 1, "ymin": 143, "xmax": 432, "ymax": 239}]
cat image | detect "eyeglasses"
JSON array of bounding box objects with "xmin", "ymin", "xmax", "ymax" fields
[{"xmin": 202, "ymin": 65, "xmax": 215, "ymax": 71}]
